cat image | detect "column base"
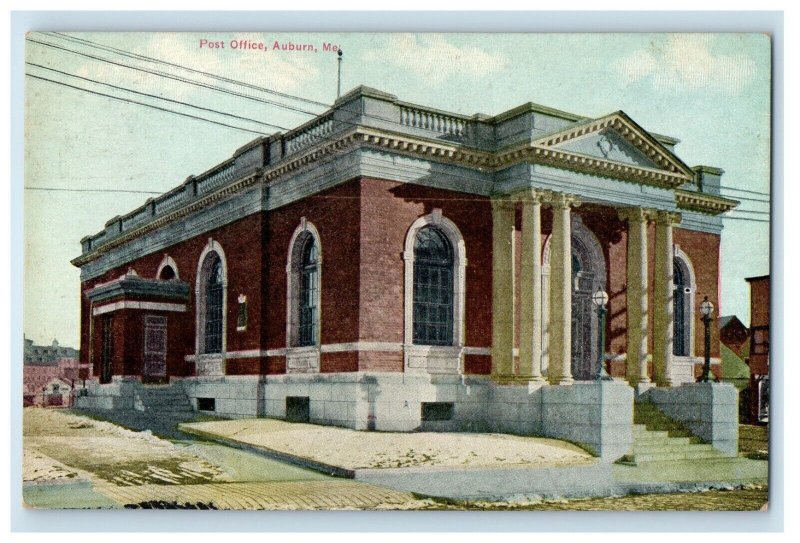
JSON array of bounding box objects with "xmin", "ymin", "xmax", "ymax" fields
[{"xmin": 494, "ymin": 374, "xmax": 545, "ymax": 385}]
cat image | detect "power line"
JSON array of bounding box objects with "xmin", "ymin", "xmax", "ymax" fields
[
  {"xmin": 723, "ymin": 215, "xmax": 770, "ymax": 223},
  {"xmin": 26, "ymin": 61, "xmax": 290, "ymax": 132},
  {"xmin": 46, "ymin": 31, "xmax": 331, "ymax": 109},
  {"xmin": 25, "ymin": 39, "xmax": 774, "ymax": 218},
  {"xmin": 727, "ymin": 209, "xmax": 770, "ymax": 215},
  {"xmin": 26, "ymin": 73, "xmax": 270, "ymax": 136},
  {"xmin": 720, "ymin": 193, "xmax": 770, "ymax": 204},
  {"xmin": 26, "ymin": 37, "xmax": 322, "ymax": 119},
  {"xmin": 26, "ymin": 187, "xmax": 162, "ymax": 194},
  {"xmin": 717, "ymin": 185, "xmax": 770, "ymax": 197}
]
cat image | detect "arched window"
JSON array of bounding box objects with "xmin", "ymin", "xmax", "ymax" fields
[
  {"xmin": 413, "ymin": 226, "xmax": 455, "ymax": 346},
  {"xmin": 159, "ymin": 265, "xmax": 176, "ymax": 281},
  {"xmin": 204, "ymin": 257, "xmax": 224, "ymax": 354},
  {"xmin": 156, "ymin": 255, "xmax": 180, "ymax": 281},
  {"xmin": 287, "ymin": 219, "xmax": 322, "ymax": 349},
  {"xmin": 673, "ymin": 257, "xmax": 692, "ymax": 356},
  {"xmin": 299, "ymin": 237, "xmax": 319, "ymax": 347}
]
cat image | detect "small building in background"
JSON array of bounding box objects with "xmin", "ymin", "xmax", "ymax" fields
[
  {"xmin": 745, "ymin": 275, "xmax": 770, "ymax": 424},
  {"xmin": 719, "ymin": 315, "xmax": 749, "ymax": 356},
  {"xmin": 23, "ymin": 337, "xmax": 84, "ymax": 407},
  {"xmin": 718, "ymin": 315, "xmax": 751, "ymax": 420}
]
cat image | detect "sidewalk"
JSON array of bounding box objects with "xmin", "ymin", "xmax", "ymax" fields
[
  {"xmin": 180, "ymin": 417, "xmax": 769, "ymax": 501},
  {"xmin": 23, "ymin": 408, "xmax": 426, "ymax": 510},
  {"xmin": 179, "ymin": 418, "xmax": 595, "ymax": 476}
]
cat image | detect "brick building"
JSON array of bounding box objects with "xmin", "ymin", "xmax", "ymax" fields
[
  {"xmin": 72, "ymin": 87, "xmax": 740, "ymax": 458},
  {"xmin": 23, "ymin": 337, "xmax": 82, "ymax": 407},
  {"xmin": 745, "ymin": 275, "xmax": 770, "ymax": 424}
]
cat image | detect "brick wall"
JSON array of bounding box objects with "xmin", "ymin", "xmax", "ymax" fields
[{"xmin": 356, "ymin": 178, "xmax": 493, "ymax": 373}]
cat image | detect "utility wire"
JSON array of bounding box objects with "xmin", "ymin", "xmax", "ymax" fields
[
  {"xmin": 717, "ymin": 185, "xmax": 770, "ymax": 197},
  {"xmin": 726, "ymin": 209, "xmax": 770, "ymax": 215},
  {"xmin": 26, "ymin": 187, "xmax": 162, "ymax": 194},
  {"xmin": 46, "ymin": 31, "xmax": 331, "ymax": 109},
  {"xmin": 36, "ymin": 31, "xmax": 775, "ymax": 199},
  {"xmin": 26, "ymin": 73, "xmax": 270, "ymax": 136},
  {"xmin": 26, "ymin": 37, "xmax": 322, "ymax": 119},
  {"xmin": 27, "ymin": 38, "xmax": 774, "ymax": 217},
  {"xmin": 722, "ymin": 216, "xmax": 770, "ymax": 223},
  {"xmin": 26, "ymin": 62, "xmax": 290, "ymax": 132},
  {"xmin": 719, "ymin": 194, "xmax": 770, "ymax": 204}
]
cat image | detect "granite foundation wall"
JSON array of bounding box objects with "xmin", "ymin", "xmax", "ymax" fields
[
  {"xmin": 539, "ymin": 381, "xmax": 634, "ymax": 461},
  {"xmin": 76, "ymin": 372, "xmax": 636, "ymax": 461},
  {"xmin": 646, "ymin": 382, "xmax": 739, "ymax": 456}
]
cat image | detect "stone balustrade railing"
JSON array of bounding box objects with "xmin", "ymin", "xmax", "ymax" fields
[
  {"xmin": 197, "ymin": 161, "xmax": 237, "ymax": 193},
  {"xmin": 155, "ymin": 187, "xmax": 186, "ymax": 214},
  {"xmin": 399, "ymin": 105, "xmax": 471, "ymax": 139},
  {"xmin": 285, "ymin": 113, "xmax": 335, "ymax": 155}
]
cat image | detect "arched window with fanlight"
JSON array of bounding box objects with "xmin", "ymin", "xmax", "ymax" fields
[
  {"xmin": 204, "ymin": 257, "xmax": 224, "ymax": 354},
  {"xmin": 195, "ymin": 241, "xmax": 228, "ymax": 358},
  {"xmin": 299, "ymin": 237, "xmax": 319, "ymax": 347},
  {"xmin": 413, "ymin": 226, "xmax": 455, "ymax": 346},
  {"xmin": 287, "ymin": 220, "xmax": 322, "ymax": 349},
  {"xmin": 673, "ymin": 255, "xmax": 694, "ymax": 357}
]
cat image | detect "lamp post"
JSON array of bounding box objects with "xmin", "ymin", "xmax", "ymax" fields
[
  {"xmin": 592, "ymin": 289, "xmax": 612, "ymax": 381},
  {"xmin": 699, "ymin": 296, "xmax": 714, "ymax": 382}
]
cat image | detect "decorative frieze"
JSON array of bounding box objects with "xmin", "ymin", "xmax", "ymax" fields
[
  {"xmin": 74, "ymin": 116, "xmax": 725, "ymax": 268},
  {"xmin": 675, "ymin": 189, "xmax": 739, "ymax": 215}
]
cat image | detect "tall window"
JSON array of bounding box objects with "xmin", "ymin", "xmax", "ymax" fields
[
  {"xmin": 299, "ymin": 238, "xmax": 319, "ymax": 346},
  {"xmin": 204, "ymin": 257, "xmax": 224, "ymax": 353},
  {"xmin": 673, "ymin": 259, "xmax": 690, "ymax": 356},
  {"xmin": 413, "ymin": 226, "xmax": 454, "ymax": 345}
]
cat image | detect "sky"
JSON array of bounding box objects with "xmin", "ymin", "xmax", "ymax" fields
[{"xmin": 23, "ymin": 32, "xmax": 771, "ymax": 347}]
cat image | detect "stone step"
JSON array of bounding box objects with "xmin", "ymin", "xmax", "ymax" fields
[
  {"xmin": 632, "ymin": 442, "xmax": 715, "ymax": 454},
  {"xmin": 633, "ymin": 435, "xmax": 692, "ymax": 446},
  {"xmin": 626, "ymin": 448, "xmax": 726, "ymax": 463},
  {"xmin": 632, "ymin": 428, "xmax": 671, "ymax": 440}
]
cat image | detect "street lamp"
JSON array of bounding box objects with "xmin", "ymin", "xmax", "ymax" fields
[
  {"xmin": 699, "ymin": 296, "xmax": 714, "ymax": 382},
  {"xmin": 592, "ymin": 289, "xmax": 612, "ymax": 381}
]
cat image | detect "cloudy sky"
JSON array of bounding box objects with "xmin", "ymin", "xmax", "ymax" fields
[{"xmin": 23, "ymin": 32, "xmax": 771, "ymax": 346}]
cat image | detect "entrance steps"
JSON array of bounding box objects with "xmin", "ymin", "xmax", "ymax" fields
[
  {"xmin": 132, "ymin": 381, "xmax": 194, "ymax": 414},
  {"xmin": 618, "ymin": 401, "xmax": 735, "ymax": 465}
]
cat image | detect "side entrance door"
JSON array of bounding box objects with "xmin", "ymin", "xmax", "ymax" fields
[{"xmin": 143, "ymin": 315, "xmax": 168, "ymax": 384}]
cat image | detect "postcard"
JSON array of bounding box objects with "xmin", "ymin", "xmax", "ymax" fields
[{"xmin": 22, "ymin": 31, "xmax": 771, "ymax": 511}]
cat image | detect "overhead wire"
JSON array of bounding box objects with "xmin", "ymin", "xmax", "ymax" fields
[
  {"xmin": 27, "ymin": 35, "xmax": 772, "ymax": 219},
  {"xmin": 26, "ymin": 73, "xmax": 271, "ymax": 136},
  {"xmin": 45, "ymin": 31, "xmax": 331, "ymax": 109},
  {"xmin": 26, "ymin": 37, "xmax": 323, "ymax": 119},
  {"xmin": 26, "ymin": 61, "xmax": 290, "ymax": 132}
]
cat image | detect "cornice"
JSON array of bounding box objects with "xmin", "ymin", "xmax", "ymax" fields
[
  {"xmin": 74, "ymin": 125, "xmax": 712, "ymax": 267},
  {"xmin": 71, "ymin": 170, "xmax": 264, "ymax": 267},
  {"xmin": 675, "ymin": 190, "xmax": 740, "ymax": 215}
]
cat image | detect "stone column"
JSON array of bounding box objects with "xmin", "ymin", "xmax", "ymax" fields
[
  {"xmin": 547, "ymin": 193, "xmax": 580, "ymax": 385},
  {"xmin": 491, "ymin": 198, "xmax": 516, "ymax": 380},
  {"xmin": 619, "ymin": 208, "xmax": 651, "ymax": 387},
  {"xmin": 653, "ymin": 211, "xmax": 681, "ymax": 387},
  {"xmin": 519, "ymin": 190, "xmax": 545, "ymax": 381}
]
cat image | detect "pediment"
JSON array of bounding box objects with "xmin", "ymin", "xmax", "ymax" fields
[
  {"xmin": 552, "ymin": 128, "xmax": 661, "ymax": 169},
  {"xmin": 533, "ymin": 112, "xmax": 694, "ymax": 178}
]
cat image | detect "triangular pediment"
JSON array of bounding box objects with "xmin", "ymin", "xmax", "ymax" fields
[
  {"xmin": 552, "ymin": 128, "xmax": 661, "ymax": 169},
  {"xmin": 533, "ymin": 112, "xmax": 694, "ymax": 178}
]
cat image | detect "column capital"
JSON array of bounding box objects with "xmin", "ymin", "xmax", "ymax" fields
[
  {"xmin": 513, "ymin": 188, "xmax": 549, "ymax": 204},
  {"xmin": 543, "ymin": 191, "xmax": 581, "ymax": 209},
  {"xmin": 490, "ymin": 195, "xmax": 517, "ymax": 212},
  {"xmin": 618, "ymin": 207, "xmax": 655, "ymax": 223},
  {"xmin": 654, "ymin": 210, "xmax": 682, "ymax": 226}
]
